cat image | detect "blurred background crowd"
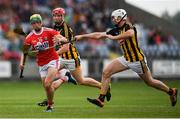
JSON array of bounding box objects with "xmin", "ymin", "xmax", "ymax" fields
[{"xmin": 0, "ymin": 0, "xmax": 180, "ymax": 62}]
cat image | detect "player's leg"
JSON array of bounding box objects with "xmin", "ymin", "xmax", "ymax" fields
[
  {"xmin": 87, "ymin": 58, "xmax": 128, "ymax": 107},
  {"xmin": 71, "ymin": 66, "xmax": 112, "ymax": 101},
  {"xmin": 37, "ymin": 67, "xmax": 76, "ymax": 107},
  {"xmin": 38, "ymin": 65, "xmax": 49, "ymax": 107},
  {"xmin": 138, "ymin": 61, "xmax": 169, "ymax": 92},
  {"xmin": 39, "ymin": 77, "xmax": 48, "ymax": 106},
  {"xmin": 43, "ymin": 67, "xmax": 58, "ymax": 112},
  {"xmin": 54, "ymin": 60, "xmax": 77, "ymax": 85},
  {"xmin": 37, "ymin": 68, "xmax": 66, "ymax": 107},
  {"xmin": 138, "ymin": 60, "xmax": 178, "ymax": 106},
  {"xmin": 65, "ymin": 57, "xmax": 110, "ymax": 102},
  {"xmin": 57, "ymin": 69, "xmax": 77, "ymax": 85},
  {"xmin": 39, "ymin": 60, "xmax": 59, "ymax": 112},
  {"xmin": 38, "ymin": 75, "xmax": 76, "ymax": 107},
  {"xmin": 70, "ymin": 67, "xmax": 101, "ymax": 88},
  {"xmin": 52, "ymin": 71, "xmax": 76, "ymax": 90},
  {"xmin": 38, "ymin": 81, "xmax": 54, "ymax": 108},
  {"xmin": 62, "ymin": 56, "xmax": 101, "ymax": 88},
  {"xmin": 37, "ymin": 75, "xmax": 64, "ymax": 107}
]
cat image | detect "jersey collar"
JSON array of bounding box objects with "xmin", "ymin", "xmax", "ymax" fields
[{"xmin": 33, "ymin": 27, "xmax": 44, "ymax": 35}]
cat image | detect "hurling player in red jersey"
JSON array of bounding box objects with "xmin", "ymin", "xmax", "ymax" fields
[{"xmin": 20, "ymin": 14, "xmax": 67, "ymax": 112}]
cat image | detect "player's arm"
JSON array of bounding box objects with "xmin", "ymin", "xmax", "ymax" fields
[
  {"xmin": 53, "ymin": 34, "xmax": 69, "ymax": 55},
  {"xmin": 20, "ymin": 45, "xmax": 31, "ymax": 69},
  {"xmin": 55, "ymin": 34, "xmax": 70, "ymax": 55},
  {"xmin": 56, "ymin": 25, "xmax": 74, "ymax": 55},
  {"xmin": 75, "ymin": 32, "xmax": 107, "ymax": 41},
  {"xmin": 106, "ymin": 29, "xmax": 134, "ymax": 41},
  {"xmin": 53, "ymin": 34, "xmax": 67, "ymax": 43},
  {"xmin": 56, "ymin": 44, "xmax": 69, "ymax": 55}
]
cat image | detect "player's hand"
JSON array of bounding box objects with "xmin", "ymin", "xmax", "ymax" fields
[
  {"xmin": 19, "ymin": 64, "xmax": 24, "ymax": 70},
  {"xmin": 59, "ymin": 37, "xmax": 67, "ymax": 43},
  {"xmin": 106, "ymin": 34, "xmax": 115, "ymax": 39},
  {"xmin": 36, "ymin": 44, "xmax": 46, "ymax": 51},
  {"xmin": 118, "ymin": 39, "xmax": 124, "ymax": 44},
  {"xmin": 53, "ymin": 35, "xmax": 67, "ymax": 44},
  {"xmin": 53, "ymin": 35, "xmax": 59, "ymax": 44},
  {"xmin": 74, "ymin": 35, "xmax": 83, "ymax": 41},
  {"xmin": 37, "ymin": 46, "xmax": 46, "ymax": 51}
]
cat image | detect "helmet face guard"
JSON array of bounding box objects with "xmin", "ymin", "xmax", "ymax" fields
[
  {"xmin": 111, "ymin": 9, "xmax": 127, "ymax": 24},
  {"xmin": 111, "ymin": 14, "xmax": 127, "ymax": 21},
  {"xmin": 119, "ymin": 14, "xmax": 127, "ymax": 23}
]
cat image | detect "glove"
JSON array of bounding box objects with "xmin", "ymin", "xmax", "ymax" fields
[
  {"xmin": 36, "ymin": 44, "xmax": 46, "ymax": 51},
  {"xmin": 35, "ymin": 42, "xmax": 46, "ymax": 51}
]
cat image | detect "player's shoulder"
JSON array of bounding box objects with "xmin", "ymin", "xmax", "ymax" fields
[
  {"xmin": 26, "ymin": 31, "xmax": 34, "ymax": 39},
  {"xmin": 124, "ymin": 22, "xmax": 134, "ymax": 31},
  {"xmin": 43, "ymin": 27, "xmax": 55, "ymax": 31},
  {"xmin": 106, "ymin": 27, "xmax": 119, "ymax": 36},
  {"xmin": 63, "ymin": 22, "xmax": 73, "ymax": 30},
  {"xmin": 64, "ymin": 22, "xmax": 71, "ymax": 27},
  {"xmin": 43, "ymin": 27, "xmax": 58, "ymax": 35}
]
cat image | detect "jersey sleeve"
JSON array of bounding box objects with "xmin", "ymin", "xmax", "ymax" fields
[
  {"xmin": 124, "ymin": 23, "xmax": 134, "ymax": 31},
  {"xmin": 67, "ymin": 25, "xmax": 74, "ymax": 41},
  {"xmin": 106, "ymin": 28, "xmax": 120, "ymax": 36},
  {"xmin": 24, "ymin": 37, "xmax": 31, "ymax": 45},
  {"xmin": 51, "ymin": 29, "xmax": 59, "ymax": 36},
  {"xmin": 63, "ymin": 23, "xmax": 73, "ymax": 41},
  {"xmin": 69, "ymin": 27, "xmax": 73, "ymax": 35}
]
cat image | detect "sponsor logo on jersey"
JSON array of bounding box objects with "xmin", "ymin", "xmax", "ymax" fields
[
  {"xmin": 34, "ymin": 41, "xmax": 49, "ymax": 50},
  {"xmin": 38, "ymin": 37, "xmax": 43, "ymax": 42}
]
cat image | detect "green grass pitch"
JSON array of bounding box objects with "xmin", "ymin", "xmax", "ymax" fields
[{"xmin": 0, "ymin": 80, "xmax": 179, "ymax": 118}]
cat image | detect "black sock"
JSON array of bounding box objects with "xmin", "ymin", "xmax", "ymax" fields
[{"xmin": 98, "ymin": 94, "xmax": 105, "ymax": 102}]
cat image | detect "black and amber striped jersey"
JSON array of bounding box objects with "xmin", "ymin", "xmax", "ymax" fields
[
  {"xmin": 53, "ymin": 22, "xmax": 80, "ymax": 60},
  {"xmin": 106, "ymin": 23, "xmax": 144, "ymax": 62}
]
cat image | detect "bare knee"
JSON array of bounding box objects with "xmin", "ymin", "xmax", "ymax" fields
[
  {"xmin": 76, "ymin": 78, "xmax": 84, "ymax": 85},
  {"xmin": 44, "ymin": 80, "xmax": 51, "ymax": 89}
]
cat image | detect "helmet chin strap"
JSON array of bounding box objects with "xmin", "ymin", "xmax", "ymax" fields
[
  {"xmin": 115, "ymin": 14, "xmax": 127, "ymax": 27},
  {"xmin": 55, "ymin": 20, "xmax": 64, "ymax": 25}
]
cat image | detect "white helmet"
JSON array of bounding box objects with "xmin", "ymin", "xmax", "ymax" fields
[{"xmin": 111, "ymin": 9, "xmax": 127, "ymax": 21}]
